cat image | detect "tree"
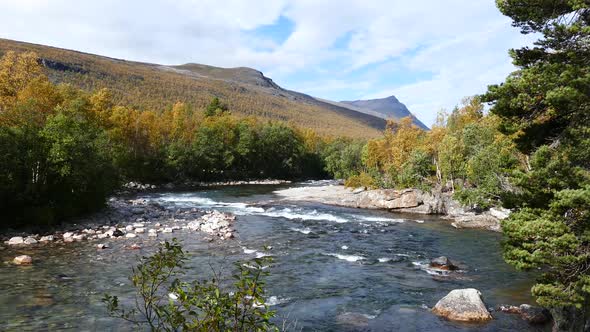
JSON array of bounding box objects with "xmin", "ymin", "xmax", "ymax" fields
[
  {"xmin": 485, "ymin": 1, "xmax": 590, "ymax": 330},
  {"xmin": 204, "ymin": 97, "xmax": 228, "ymax": 117}
]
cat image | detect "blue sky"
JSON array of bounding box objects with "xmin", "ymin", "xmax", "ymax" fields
[{"xmin": 0, "ymin": 0, "xmax": 535, "ymax": 127}]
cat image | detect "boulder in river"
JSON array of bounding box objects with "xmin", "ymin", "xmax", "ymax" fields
[
  {"xmin": 7, "ymin": 236, "xmax": 24, "ymax": 245},
  {"xmin": 432, "ymin": 288, "xmax": 492, "ymax": 322},
  {"xmin": 499, "ymin": 304, "xmax": 552, "ymax": 325},
  {"xmin": 13, "ymin": 255, "xmax": 33, "ymax": 265},
  {"xmin": 429, "ymin": 256, "xmax": 458, "ymax": 271},
  {"xmin": 112, "ymin": 229, "xmax": 124, "ymax": 237},
  {"xmin": 125, "ymin": 233, "xmax": 137, "ymax": 238},
  {"xmin": 97, "ymin": 243, "xmax": 109, "ymax": 249}
]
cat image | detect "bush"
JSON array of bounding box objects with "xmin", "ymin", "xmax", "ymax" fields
[
  {"xmin": 103, "ymin": 240, "xmax": 278, "ymax": 331},
  {"xmin": 344, "ymin": 172, "xmax": 376, "ymax": 189}
]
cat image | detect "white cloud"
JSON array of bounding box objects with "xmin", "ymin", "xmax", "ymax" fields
[{"xmin": 0, "ymin": 0, "xmax": 534, "ymax": 127}]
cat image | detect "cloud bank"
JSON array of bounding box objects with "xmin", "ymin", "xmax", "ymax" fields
[{"xmin": 0, "ymin": 0, "xmax": 534, "ymax": 126}]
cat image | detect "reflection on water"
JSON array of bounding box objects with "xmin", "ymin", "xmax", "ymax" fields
[{"xmin": 0, "ymin": 184, "xmax": 549, "ymax": 331}]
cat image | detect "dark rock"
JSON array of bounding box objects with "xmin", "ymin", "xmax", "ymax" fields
[
  {"xmin": 112, "ymin": 229, "xmax": 124, "ymax": 237},
  {"xmin": 519, "ymin": 304, "xmax": 551, "ymax": 325},
  {"xmin": 429, "ymin": 256, "xmax": 458, "ymax": 270}
]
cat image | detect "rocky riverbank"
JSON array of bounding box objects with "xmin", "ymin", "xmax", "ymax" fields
[
  {"xmin": 2, "ymin": 196, "xmax": 237, "ymax": 252},
  {"xmin": 274, "ymin": 185, "xmax": 510, "ymax": 231},
  {"xmin": 121, "ymin": 179, "xmax": 291, "ymax": 193}
]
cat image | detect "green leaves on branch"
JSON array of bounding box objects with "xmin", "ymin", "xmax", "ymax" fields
[{"xmin": 103, "ymin": 239, "xmax": 278, "ymax": 331}]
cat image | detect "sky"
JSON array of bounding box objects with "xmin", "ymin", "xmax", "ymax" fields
[{"xmin": 0, "ymin": 0, "xmax": 536, "ymax": 127}]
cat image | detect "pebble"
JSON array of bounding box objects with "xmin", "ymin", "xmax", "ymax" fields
[
  {"xmin": 155, "ymin": 223, "xmax": 161, "ymax": 227},
  {"xmin": 72, "ymin": 234, "xmax": 86, "ymax": 241},
  {"xmin": 13, "ymin": 255, "xmax": 32, "ymax": 265},
  {"xmin": 133, "ymin": 223, "xmax": 144, "ymax": 228},
  {"xmin": 97, "ymin": 243, "xmax": 109, "ymax": 249},
  {"xmin": 125, "ymin": 233, "xmax": 137, "ymax": 238},
  {"xmin": 129, "ymin": 244, "xmax": 141, "ymax": 250},
  {"xmin": 135, "ymin": 228, "xmax": 145, "ymax": 234},
  {"xmin": 163, "ymin": 228, "xmax": 173, "ymax": 233},
  {"xmin": 125, "ymin": 225, "xmax": 134, "ymax": 232}
]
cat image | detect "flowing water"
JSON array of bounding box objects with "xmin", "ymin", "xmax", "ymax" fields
[{"xmin": 0, "ymin": 183, "xmax": 549, "ymax": 331}]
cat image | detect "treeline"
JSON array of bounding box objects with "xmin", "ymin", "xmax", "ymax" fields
[
  {"xmin": 326, "ymin": 96, "xmax": 521, "ymax": 209},
  {"xmin": 0, "ymin": 51, "xmax": 340, "ymax": 227}
]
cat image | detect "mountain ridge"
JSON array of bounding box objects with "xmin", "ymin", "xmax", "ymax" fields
[{"xmin": 0, "ymin": 38, "xmax": 427, "ymax": 136}]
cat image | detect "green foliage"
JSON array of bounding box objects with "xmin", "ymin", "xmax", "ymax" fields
[
  {"xmin": 344, "ymin": 171, "xmax": 376, "ymax": 189},
  {"xmin": 395, "ymin": 150, "xmax": 432, "ymax": 190},
  {"xmin": 322, "ymin": 138, "xmax": 365, "ymax": 179},
  {"xmin": 487, "ymin": 0, "xmax": 590, "ymax": 321},
  {"xmin": 104, "ymin": 240, "xmax": 277, "ymax": 331}
]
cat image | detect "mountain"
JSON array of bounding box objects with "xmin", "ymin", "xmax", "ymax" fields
[
  {"xmin": 0, "ymin": 38, "xmax": 390, "ymax": 138},
  {"xmin": 340, "ymin": 96, "xmax": 429, "ymax": 130}
]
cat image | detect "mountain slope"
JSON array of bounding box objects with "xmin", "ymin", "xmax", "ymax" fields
[
  {"xmin": 340, "ymin": 96, "xmax": 429, "ymax": 130},
  {"xmin": 0, "ymin": 38, "xmax": 387, "ymax": 138}
]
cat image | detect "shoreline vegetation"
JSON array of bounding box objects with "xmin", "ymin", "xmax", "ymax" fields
[{"xmin": 0, "ymin": 0, "xmax": 588, "ymax": 330}]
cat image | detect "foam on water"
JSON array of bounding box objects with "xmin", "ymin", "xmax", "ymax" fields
[
  {"xmin": 378, "ymin": 257, "xmax": 392, "ymax": 263},
  {"xmin": 290, "ymin": 227, "xmax": 312, "ymax": 235},
  {"xmin": 325, "ymin": 253, "xmax": 365, "ymax": 262},
  {"xmin": 355, "ymin": 215, "xmax": 405, "ymax": 223},
  {"xmin": 264, "ymin": 208, "xmax": 349, "ymax": 223}
]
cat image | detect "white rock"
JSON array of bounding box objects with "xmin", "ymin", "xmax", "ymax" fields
[
  {"xmin": 72, "ymin": 234, "xmax": 86, "ymax": 241},
  {"xmin": 63, "ymin": 232, "xmax": 74, "ymax": 239},
  {"xmin": 135, "ymin": 227, "xmax": 145, "ymax": 234},
  {"xmin": 7, "ymin": 237, "xmax": 24, "ymax": 245},
  {"xmin": 13, "ymin": 255, "xmax": 32, "ymax": 265},
  {"xmin": 125, "ymin": 233, "xmax": 137, "ymax": 238},
  {"xmin": 148, "ymin": 230, "xmax": 158, "ymax": 237},
  {"xmin": 155, "ymin": 223, "xmax": 161, "ymax": 227},
  {"xmin": 97, "ymin": 243, "xmax": 109, "ymax": 249},
  {"xmin": 39, "ymin": 235, "xmax": 54, "ymax": 242},
  {"xmin": 125, "ymin": 225, "xmax": 134, "ymax": 232},
  {"xmin": 162, "ymin": 228, "xmax": 173, "ymax": 233},
  {"xmin": 489, "ymin": 207, "xmax": 511, "ymax": 220},
  {"xmin": 133, "ymin": 223, "xmax": 144, "ymax": 228},
  {"xmin": 23, "ymin": 237, "xmax": 38, "ymax": 245},
  {"xmin": 97, "ymin": 233, "xmax": 108, "ymax": 239},
  {"xmin": 432, "ymin": 288, "xmax": 492, "ymax": 322}
]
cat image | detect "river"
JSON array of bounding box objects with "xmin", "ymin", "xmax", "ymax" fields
[{"xmin": 0, "ymin": 182, "xmax": 548, "ymax": 331}]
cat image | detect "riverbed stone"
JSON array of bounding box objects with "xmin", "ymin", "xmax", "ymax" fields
[
  {"xmin": 125, "ymin": 233, "xmax": 137, "ymax": 238},
  {"xmin": 135, "ymin": 227, "xmax": 145, "ymax": 234},
  {"xmin": 148, "ymin": 229, "xmax": 158, "ymax": 237},
  {"xmin": 63, "ymin": 232, "xmax": 74, "ymax": 239},
  {"xmin": 97, "ymin": 243, "xmax": 109, "ymax": 249},
  {"xmin": 133, "ymin": 222, "xmax": 144, "ymax": 228},
  {"xmin": 7, "ymin": 236, "xmax": 24, "ymax": 245},
  {"xmin": 72, "ymin": 234, "xmax": 86, "ymax": 241},
  {"xmin": 39, "ymin": 235, "xmax": 54, "ymax": 242},
  {"xmin": 23, "ymin": 237, "xmax": 38, "ymax": 245},
  {"xmin": 429, "ymin": 256, "xmax": 458, "ymax": 270},
  {"xmin": 432, "ymin": 288, "xmax": 492, "ymax": 322},
  {"xmin": 125, "ymin": 225, "xmax": 134, "ymax": 232},
  {"xmin": 13, "ymin": 255, "xmax": 33, "ymax": 265},
  {"xmin": 163, "ymin": 228, "xmax": 173, "ymax": 233}
]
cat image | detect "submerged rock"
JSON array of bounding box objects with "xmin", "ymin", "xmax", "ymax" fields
[
  {"xmin": 432, "ymin": 288, "xmax": 492, "ymax": 322},
  {"xmin": 429, "ymin": 256, "xmax": 458, "ymax": 271},
  {"xmin": 97, "ymin": 243, "xmax": 109, "ymax": 249},
  {"xmin": 13, "ymin": 255, "xmax": 33, "ymax": 265},
  {"xmin": 499, "ymin": 304, "xmax": 552, "ymax": 325}
]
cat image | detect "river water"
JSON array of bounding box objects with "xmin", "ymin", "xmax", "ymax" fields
[{"xmin": 0, "ymin": 183, "xmax": 549, "ymax": 331}]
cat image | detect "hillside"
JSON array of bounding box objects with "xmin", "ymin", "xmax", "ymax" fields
[
  {"xmin": 340, "ymin": 96, "xmax": 429, "ymax": 130},
  {"xmin": 0, "ymin": 38, "xmax": 390, "ymax": 138}
]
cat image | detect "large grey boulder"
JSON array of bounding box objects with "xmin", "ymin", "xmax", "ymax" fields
[{"xmin": 432, "ymin": 288, "xmax": 492, "ymax": 322}]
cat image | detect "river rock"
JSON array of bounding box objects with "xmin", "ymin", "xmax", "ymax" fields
[
  {"xmin": 125, "ymin": 225, "xmax": 134, "ymax": 232},
  {"xmin": 489, "ymin": 207, "xmax": 511, "ymax": 220},
  {"xmin": 135, "ymin": 227, "xmax": 145, "ymax": 234},
  {"xmin": 429, "ymin": 256, "xmax": 458, "ymax": 271},
  {"xmin": 125, "ymin": 233, "xmax": 137, "ymax": 238},
  {"xmin": 133, "ymin": 222, "xmax": 144, "ymax": 228},
  {"xmin": 72, "ymin": 234, "xmax": 86, "ymax": 241},
  {"xmin": 23, "ymin": 236, "xmax": 38, "ymax": 245},
  {"xmin": 432, "ymin": 288, "xmax": 492, "ymax": 322},
  {"xmin": 163, "ymin": 228, "xmax": 173, "ymax": 233},
  {"xmin": 97, "ymin": 243, "xmax": 109, "ymax": 249},
  {"xmin": 519, "ymin": 304, "xmax": 551, "ymax": 324},
  {"xmin": 148, "ymin": 229, "xmax": 158, "ymax": 237},
  {"xmin": 128, "ymin": 243, "xmax": 141, "ymax": 250},
  {"xmin": 155, "ymin": 223, "xmax": 161, "ymax": 227},
  {"xmin": 13, "ymin": 255, "xmax": 33, "ymax": 265},
  {"xmin": 63, "ymin": 232, "xmax": 74, "ymax": 239},
  {"xmin": 7, "ymin": 236, "xmax": 24, "ymax": 245},
  {"xmin": 39, "ymin": 235, "xmax": 54, "ymax": 242},
  {"xmin": 112, "ymin": 229, "xmax": 124, "ymax": 237}
]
